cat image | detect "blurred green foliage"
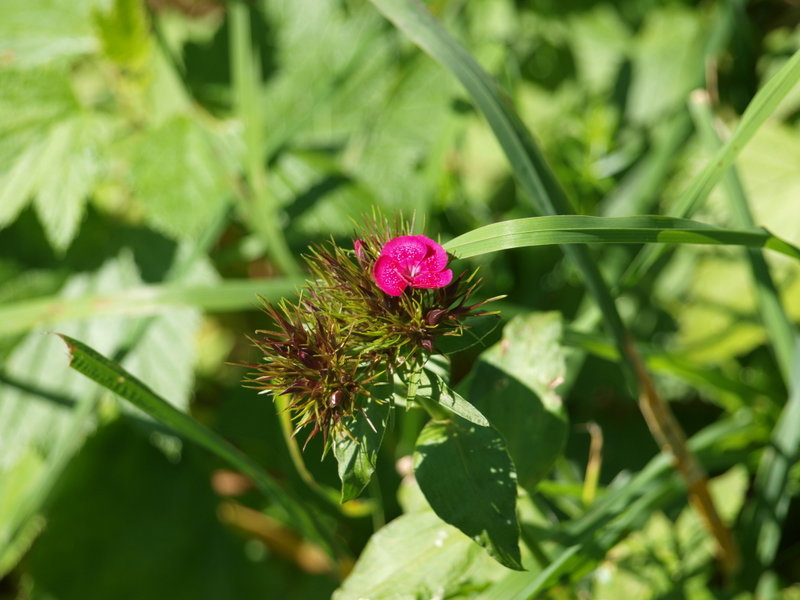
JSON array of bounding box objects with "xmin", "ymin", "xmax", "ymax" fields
[{"xmin": 1, "ymin": 0, "xmax": 800, "ymax": 598}]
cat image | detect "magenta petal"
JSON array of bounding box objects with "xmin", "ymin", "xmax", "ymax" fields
[
  {"xmin": 411, "ymin": 268, "xmax": 453, "ymax": 290},
  {"xmin": 380, "ymin": 236, "xmax": 429, "ymax": 269},
  {"xmin": 414, "ymin": 235, "xmax": 448, "ymax": 272},
  {"xmin": 373, "ymin": 256, "xmax": 408, "ymax": 296}
]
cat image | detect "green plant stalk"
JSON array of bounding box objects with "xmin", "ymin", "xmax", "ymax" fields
[
  {"xmin": 688, "ymin": 89, "xmax": 797, "ymax": 384},
  {"xmin": 229, "ymin": 2, "xmax": 300, "ymax": 276},
  {"xmin": 370, "ymin": 0, "xmax": 740, "ymax": 575}
]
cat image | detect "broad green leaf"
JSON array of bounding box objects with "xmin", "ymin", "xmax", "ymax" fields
[
  {"xmin": 467, "ymin": 312, "xmax": 568, "ymax": 490},
  {"xmin": 626, "ymin": 6, "xmax": 704, "ymax": 125},
  {"xmin": 131, "ymin": 116, "xmax": 230, "ymax": 241},
  {"xmin": 443, "ymin": 215, "xmax": 800, "ymax": 262},
  {"xmin": 56, "ymin": 333, "xmax": 336, "ymax": 556},
  {"xmin": 0, "ymin": 0, "xmax": 99, "ymax": 68},
  {"xmin": 414, "ymin": 414, "xmax": 522, "ymax": 570},
  {"xmin": 0, "ymin": 277, "xmax": 304, "ymax": 338},
  {"xmin": 334, "ymin": 382, "xmax": 393, "ymax": 502},
  {"xmin": 333, "ymin": 511, "xmax": 509, "ymax": 600},
  {"xmin": 0, "ymin": 68, "xmax": 78, "ymax": 135}
]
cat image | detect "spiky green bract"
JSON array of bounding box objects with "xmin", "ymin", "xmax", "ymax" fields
[{"xmin": 244, "ymin": 215, "xmax": 499, "ymax": 448}]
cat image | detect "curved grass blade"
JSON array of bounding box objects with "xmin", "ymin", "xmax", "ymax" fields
[
  {"xmin": 55, "ymin": 334, "xmax": 338, "ymax": 559},
  {"xmin": 689, "ymin": 90, "xmax": 797, "ymax": 384},
  {"xmin": 626, "ymin": 47, "xmax": 800, "ymax": 280},
  {"xmin": 0, "ymin": 277, "xmax": 304, "ymax": 338},
  {"xmin": 740, "ymin": 339, "xmax": 800, "ymax": 586},
  {"xmin": 444, "ymin": 215, "xmax": 800, "ymax": 262}
]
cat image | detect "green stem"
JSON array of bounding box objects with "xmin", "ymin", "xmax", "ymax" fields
[{"xmin": 229, "ymin": 1, "xmax": 301, "ymax": 276}]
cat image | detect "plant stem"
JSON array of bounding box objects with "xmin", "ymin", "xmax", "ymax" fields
[
  {"xmin": 625, "ymin": 334, "xmax": 741, "ymax": 575},
  {"xmin": 229, "ymin": 2, "xmax": 300, "ymax": 276}
]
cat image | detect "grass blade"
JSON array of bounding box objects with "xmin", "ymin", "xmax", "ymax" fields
[
  {"xmin": 688, "ymin": 90, "xmax": 797, "ymax": 384},
  {"xmin": 740, "ymin": 339, "xmax": 800, "ymax": 585},
  {"xmin": 443, "ymin": 215, "xmax": 800, "ymax": 262},
  {"xmin": 55, "ymin": 333, "xmax": 339, "ymax": 559},
  {"xmin": 627, "ymin": 47, "xmax": 800, "ymax": 280},
  {"xmin": 0, "ymin": 277, "xmax": 304, "ymax": 338}
]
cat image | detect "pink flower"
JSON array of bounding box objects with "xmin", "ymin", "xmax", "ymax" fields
[{"xmin": 373, "ymin": 235, "xmax": 453, "ymax": 296}]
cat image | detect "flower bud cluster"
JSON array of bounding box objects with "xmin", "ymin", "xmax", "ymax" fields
[{"xmin": 243, "ymin": 216, "xmax": 498, "ymax": 446}]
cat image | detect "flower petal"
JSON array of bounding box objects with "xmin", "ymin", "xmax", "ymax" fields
[
  {"xmin": 411, "ymin": 268, "xmax": 453, "ymax": 290},
  {"xmin": 373, "ymin": 256, "xmax": 408, "ymax": 296},
  {"xmin": 414, "ymin": 235, "xmax": 449, "ymax": 273},
  {"xmin": 380, "ymin": 236, "xmax": 429, "ymax": 269}
]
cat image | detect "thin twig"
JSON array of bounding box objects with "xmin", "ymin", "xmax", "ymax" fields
[{"xmin": 624, "ymin": 334, "xmax": 741, "ymax": 575}]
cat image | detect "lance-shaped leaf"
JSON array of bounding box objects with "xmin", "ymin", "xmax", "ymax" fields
[
  {"xmin": 414, "ymin": 411, "xmax": 522, "ymax": 570},
  {"xmin": 333, "ymin": 379, "xmax": 394, "ymax": 502}
]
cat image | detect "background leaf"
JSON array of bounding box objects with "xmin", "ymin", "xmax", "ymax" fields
[{"xmin": 465, "ymin": 312, "xmax": 568, "ymax": 491}]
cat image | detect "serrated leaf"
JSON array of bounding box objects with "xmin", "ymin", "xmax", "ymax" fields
[
  {"xmin": 414, "ymin": 413, "xmax": 522, "ymax": 570},
  {"xmin": 33, "ymin": 121, "xmax": 101, "ymax": 253},
  {"xmin": 131, "ymin": 116, "xmax": 230, "ymax": 241},
  {"xmin": 0, "ymin": 0, "xmax": 100, "ymax": 68},
  {"xmin": 333, "ymin": 382, "xmax": 393, "ymax": 502},
  {"xmin": 333, "ymin": 511, "xmax": 509, "ymax": 600}
]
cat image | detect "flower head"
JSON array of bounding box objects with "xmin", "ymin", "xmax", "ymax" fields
[
  {"xmin": 373, "ymin": 235, "xmax": 453, "ymax": 296},
  {"xmin": 242, "ymin": 214, "xmax": 500, "ymax": 448}
]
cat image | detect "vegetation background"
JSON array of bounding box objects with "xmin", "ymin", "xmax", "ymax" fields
[{"xmin": 1, "ymin": 0, "xmax": 800, "ymax": 598}]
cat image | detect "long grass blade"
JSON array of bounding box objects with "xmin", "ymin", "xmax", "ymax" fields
[
  {"xmin": 443, "ymin": 215, "xmax": 800, "ymax": 262},
  {"xmin": 688, "ymin": 90, "xmax": 797, "ymax": 384},
  {"xmin": 56, "ymin": 333, "xmax": 339, "ymax": 559},
  {"xmin": 0, "ymin": 277, "xmax": 304, "ymax": 338}
]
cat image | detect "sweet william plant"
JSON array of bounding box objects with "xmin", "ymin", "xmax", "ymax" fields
[{"xmin": 243, "ymin": 215, "xmax": 522, "ymax": 569}]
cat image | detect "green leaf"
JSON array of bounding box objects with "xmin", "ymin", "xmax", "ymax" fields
[
  {"xmin": 413, "ymin": 413, "xmax": 522, "ymax": 570},
  {"xmin": 434, "ymin": 314, "xmax": 503, "ymax": 355},
  {"xmin": 333, "ymin": 511, "xmax": 509, "ymax": 600},
  {"xmin": 0, "ymin": 255, "xmax": 141, "ymax": 571},
  {"xmin": 443, "ymin": 215, "xmax": 800, "ymax": 262},
  {"xmin": 55, "ymin": 333, "xmax": 337, "ymax": 557},
  {"xmin": 0, "ymin": 0, "xmax": 98, "ymax": 68},
  {"xmin": 467, "ymin": 312, "xmax": 568, "ymax": 490},
  {"xmin": 131, "ymin": 116, "xmax": 231, "ymax": 241},
  {"xmin": 93, "ymin": 0, "xmax": 150, "ymax": 70},
  {"xmin": 422, "ymin": 371, "xmax": 489, "ymax": 427},
  {"xmin": 626, "ymin": 6, "xmax": 705, "ymax": 125},
  {"xmin": 333, "ymin": 382, "xmax": 393, "ymax": 502}
]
